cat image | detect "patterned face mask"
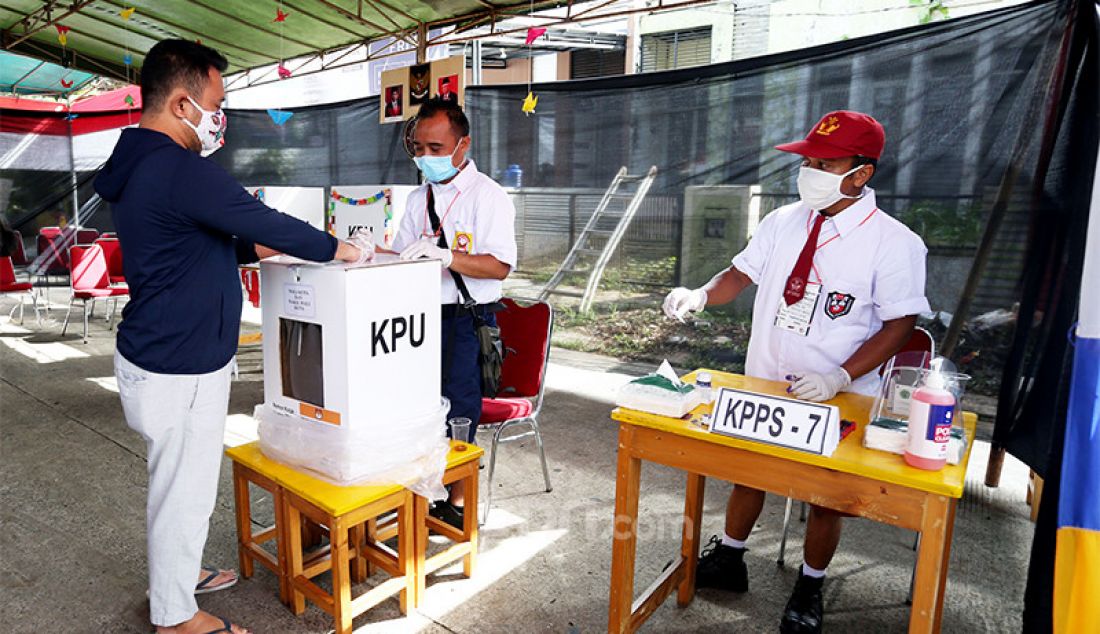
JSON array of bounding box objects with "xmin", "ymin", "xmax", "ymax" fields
[{"xmin": 181, "ymin": 96, "xmax": 227, "ymax": 157}]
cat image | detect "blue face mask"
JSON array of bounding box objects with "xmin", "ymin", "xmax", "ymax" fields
[{"xmin": 413, "ymin": 142, "xmax": 462, "ymax": 183}]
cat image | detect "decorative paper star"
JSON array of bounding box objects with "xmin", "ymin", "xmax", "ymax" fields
[
  {"xmin": 267, "ymin": 109, "xmax": 293, "ymax": 125},
  {"xmin": 60, "ymin": 78, "xmax": 74, "ymax": 88},
  {"xmin": 58, "ymin": 32, "xmax": 67, "ymax": 46},
  {"xmin": 525, "ymin": 27, "xmax": 547, "ymax": 46},
  {"xmin": 274, "ymin": 8, "xmax": 289, "ymax": 22},
  {"xmin": 522, "ymin": 91, "xmax": 538, "ymax": 115},
  {"xmin": 277, "ymin": 64, "xmax": 292, "ymax": 79},
  {"xmin": 124, "ymin": 94, "xmax": 135, "ymax": 107},
  {"xmin": 65, "ymin": 113, "xmax": 78, "ymax": 121},
  {"xmin": 120, "ymin": 7, "xmax": 135, "ymax": 20},
  {"xmin": 124, "ymin": 53, "xmax": 133, "ymax": 65}
]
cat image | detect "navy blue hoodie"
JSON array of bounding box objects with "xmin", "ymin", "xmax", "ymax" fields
[{"xmin": 95, "ymin": 127, "xmax": 338, "ymax": 374}]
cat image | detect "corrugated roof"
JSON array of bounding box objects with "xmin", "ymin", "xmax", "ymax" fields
[{"xmin": 0, "ymin": 50, "xmax": 96, "ymax": 95}]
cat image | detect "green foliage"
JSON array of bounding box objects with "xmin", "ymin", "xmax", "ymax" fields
[
  {"xmin": 910, "ymin": 0, "xmax": 950, "ymax": 24},
  {"xmin": 895, "ymin": 200, "xmax": 983, "ymax": 249}
]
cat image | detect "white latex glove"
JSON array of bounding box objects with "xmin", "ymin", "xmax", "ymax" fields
[
  {"xmin": 346, "ymin": 228, "xmax": 375, "ymax": 265},
  {"xmin": 399, "ymin": 238, "xmax": 454, "ymax": 268},
  {"xmin": 662, "ymin": 287, "xmax": 708, "ymax": 321},
  {"xmin": 788, "ymin": 367, "xmax": 851, "ymax": 402}
]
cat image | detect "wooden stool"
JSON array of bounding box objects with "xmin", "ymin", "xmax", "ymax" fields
[
  {"xmin": 414, "ymin": 441, "xmax": 484, "ymax": 599},
  {"xmin": 226, "ymin": 443, "xmax": 290, "ymax": 603},
  {"xmin": 279, "ymin": 464, "xmax": 416, "ymax": 634}
]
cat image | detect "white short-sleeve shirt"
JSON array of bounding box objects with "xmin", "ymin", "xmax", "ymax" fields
[
  {"xmin": 731, "ymin": 188, "xmax": 930, "ymax": 396},
  {"xmin": 392, "ymin": 160, "xmax": 518, "ymax": 305}
]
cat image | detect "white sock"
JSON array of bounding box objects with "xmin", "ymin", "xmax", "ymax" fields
[
  {"xmin": 720, "ymin": 533, "xmax": 746, "ymax": 549},
  {"xmin": 801, "ymin": 562, "xmax": 826, "ymax": 578}
]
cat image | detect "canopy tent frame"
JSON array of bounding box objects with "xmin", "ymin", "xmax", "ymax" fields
[{"xmin": 1, "ymin": 0, "xmax": 705, "ymax": 90}]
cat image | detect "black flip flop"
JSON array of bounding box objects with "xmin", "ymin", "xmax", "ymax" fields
[{"xmin": 200, "ymin": 616, "xmax": 235, "ymax": 634}]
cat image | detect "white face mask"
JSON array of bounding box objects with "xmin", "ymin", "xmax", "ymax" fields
[
  {"xmin": 796, "ymin": 164, "xmax": 864, "ymax": 211},
  {"xmin": 181, "ymin": 96, "xmax": 227, "ymax": 157}
]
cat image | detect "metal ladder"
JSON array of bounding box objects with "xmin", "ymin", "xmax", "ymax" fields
[{"xmin": 537, "ymin": 165, "xmax": 658, "ymax": 312}]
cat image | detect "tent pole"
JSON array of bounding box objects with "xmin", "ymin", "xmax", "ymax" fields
[
  {"xmin": 67, "ymin": 108, "xmax": 80, "ymax": 228},
  {"xmin": 416, "ymin": 22, "xmax": 427, "ymax": 64},
  {"xmin": 472, "ymin": 40, "xmax": 483, "ymax": 85}
]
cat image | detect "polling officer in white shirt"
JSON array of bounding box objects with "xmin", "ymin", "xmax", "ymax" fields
[
  {"xmin": 662, "ymin": 110, "xmax": 930, "ymax": 634},
  {"xmin": 391, "ymin": 97, "xmax": 517, "ymax": 528}
]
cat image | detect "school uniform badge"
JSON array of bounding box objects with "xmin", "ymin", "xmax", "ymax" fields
[
  {"xmin": 453, "ymin": 231, "xmax": 473, "ymax": 253},
  {"xmin": 824, "ymin": 291, "xmax": 855, "ymax": 319}
]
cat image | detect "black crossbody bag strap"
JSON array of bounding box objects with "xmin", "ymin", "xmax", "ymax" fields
[{"xmin": 426, "ymin": 187, "xmax": 477, "ymax": 312}]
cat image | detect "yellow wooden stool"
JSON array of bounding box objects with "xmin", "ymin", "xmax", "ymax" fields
[
  {"xmin": 278, "ymin": 465, "xmax": 415, "ymax": 634},
  {"xmin": 415, "ymin": 442, "xmax": 484, "ymax": 599},
  {"xmin": 226, "ymin": 443, "xmax": 290, "ymax": 603}
]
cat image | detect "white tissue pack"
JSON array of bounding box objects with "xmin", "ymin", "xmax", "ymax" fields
[{"xmin": 616, "ymin": 360, "xmax": 703, "ymax": 418}]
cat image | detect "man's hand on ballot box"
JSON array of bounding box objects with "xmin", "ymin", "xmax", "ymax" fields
[
  {"xmin": 400, "ymin": 238, "xmax": 454, "ymax": 268},
  {"xmin": 787, "ymin": 367, "xmax": 851, "ymax": 402},
  {"xmin": 335, "ymin": 240, "xmax": 368, "ymax": 265},
  {"xmin": 662, "ymin": 287, "xmax": 708, "ymax": 322},
  {"xmin": 346, "ymin": 228, "xmax": 376, "ymax": 264}
]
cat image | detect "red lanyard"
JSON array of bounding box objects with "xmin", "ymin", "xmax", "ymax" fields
[
  {"xmin": 805, "ymin": 206, "xmax": 878, "ymax": 282},
  {"xmin": 421, "ymin": 187, "xmax": 462, "ymax": 239}
]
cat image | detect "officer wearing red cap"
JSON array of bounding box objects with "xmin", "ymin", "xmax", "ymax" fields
[{"xmin": 663, "ymin": 111, "xmax": 929, "ymax": 633}]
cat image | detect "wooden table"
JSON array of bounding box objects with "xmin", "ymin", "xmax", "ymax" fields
[{"xmin": 608, "ymin": 370, "xmax": 977, "ymax": 634}]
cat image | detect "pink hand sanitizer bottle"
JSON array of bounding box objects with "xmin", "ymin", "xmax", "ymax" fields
[{"xmin": 904, "ymin": 371, "xmax": 955, "ymax": 471}]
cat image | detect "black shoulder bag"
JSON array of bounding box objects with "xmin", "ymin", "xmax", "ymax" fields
[{"xmin": 426, "ymin": 187, "xmax": 505, "ymax": 398}]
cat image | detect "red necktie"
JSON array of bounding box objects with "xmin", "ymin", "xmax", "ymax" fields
[{"xmin": 783, "ymin": 213, "xmax": 826, "ymax": 305}]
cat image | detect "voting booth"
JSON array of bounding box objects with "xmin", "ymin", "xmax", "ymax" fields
[{"xmin": 254, "ymin": 253, "xmax": 448, "ymax": 494}]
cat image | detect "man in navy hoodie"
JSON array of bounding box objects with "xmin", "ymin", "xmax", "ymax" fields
[{"xmin": 95, "ymin": 40, "xmax": 365, "ymax": 634}]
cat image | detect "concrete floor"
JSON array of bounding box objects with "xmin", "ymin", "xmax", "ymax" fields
[{"xmin": 0, "ymin": 295, "xmax": 1035, "ymax": 633}]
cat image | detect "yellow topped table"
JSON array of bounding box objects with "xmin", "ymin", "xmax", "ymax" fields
[{"xmin": 607, "ymin": 370, "xmax": 977, "ymax": 634}]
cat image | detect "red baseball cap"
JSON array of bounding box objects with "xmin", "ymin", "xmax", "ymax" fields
[{"xmin": 775, "ymin": 110, "xmax": 885, "ymax": 160}]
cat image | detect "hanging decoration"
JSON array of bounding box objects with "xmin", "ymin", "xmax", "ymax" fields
[
  {"xmin": 522, "ymin": 92, "xmax": 538, "ymax": 115},
  {"xmin": 267, "ymin": 109, "xmax": 293, "ymax": 125},
  {"xmin": 118, "ymin": 7, "xmax": 137, "ymax": 124},
  {"xmin": 275, "ymin": 2, "xmax": 290, "ymax": 80},
  {"xmin": 55, "ymin": 24, "xmax": 70, "ymax": 47},
  {"xmin": 60, "ymin": 78, "xmax": 74, "ymax": 89},
  {"xmin": 330, "ymin": 190, "xmax": 387, "ymax": 206},
  {"xmin": 521, "ymin": 0, "xmax": 538, "ymax": 115},
  {"xmin": 252, "ymin": 188, "xmax": 266, "ymax": 201},
  {"xmin": 525, "ymin": 27, "xmax": 547, "ymax": 46}
]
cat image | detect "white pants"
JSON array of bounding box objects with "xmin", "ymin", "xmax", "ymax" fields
[{"xmin": 115, "ymin": 351, "xmax": 233, "ymax": 626}]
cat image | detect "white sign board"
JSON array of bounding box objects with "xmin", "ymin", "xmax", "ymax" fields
[
  {"xmin": 330, "ymin": 185, "xmax": 417, "ymax": 247},
  {"xmin": 709, "ymin": 387, "xmax": 841, "ymax": 456},
  {"xmin": 245, "ymin": 186, "xmax": 325, "ymax": 230}
]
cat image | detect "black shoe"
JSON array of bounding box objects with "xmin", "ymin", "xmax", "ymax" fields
[
  {"xmin": 429, "ymin": 501, "xmax": 465, "ymax": 530},
  {"xmin": 780, "ymin": 571, "xmax": 825, "ymax": 634},
  {"xmin": 694, "ymin": 535, "xmax": 748, "ymax": 592}
]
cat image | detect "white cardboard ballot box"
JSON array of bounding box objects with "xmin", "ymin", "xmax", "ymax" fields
[{"xmin": 259, "ymin": 253, "xmax": 441, "ymax": 432}]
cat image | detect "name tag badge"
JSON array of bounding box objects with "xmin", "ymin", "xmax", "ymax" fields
[
  {"xmin": 774, "ymin": 282, "xmax": 821, "ymax": 336},
  {"xmin": 709, "ymin": 387, "xmax": 841, "ymax": 456}
]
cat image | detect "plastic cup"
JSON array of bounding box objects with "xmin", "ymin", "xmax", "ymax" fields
[{"xmin": 448, "ymin": 417, "xmax": 472, "ymax": 451}]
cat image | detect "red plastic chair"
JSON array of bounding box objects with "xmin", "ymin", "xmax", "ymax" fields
[
  {"xmin": 10, "ymin": 230, "xmax": 29, "ymax": 266},
  {"xmin": 94, "ymin": 237, "xmax": 126, "ymax": 285},
  {"xmin": 477, "ymin": 297, "xmax": 554, "ymax": 524},
  {"xmin": 1, "ymin": 256, "xmax": 39, "ymax": 324},
  {"xmin": 62, "ymin": 245, "xmax": 129, "ymax": 343},
  {"xmin": 36, "ymin": 227, "xmax": 71, "ymax": 274},
  {"xmin": 76, "ymin": 228, "xmax": 100, "ymax": 245}
]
